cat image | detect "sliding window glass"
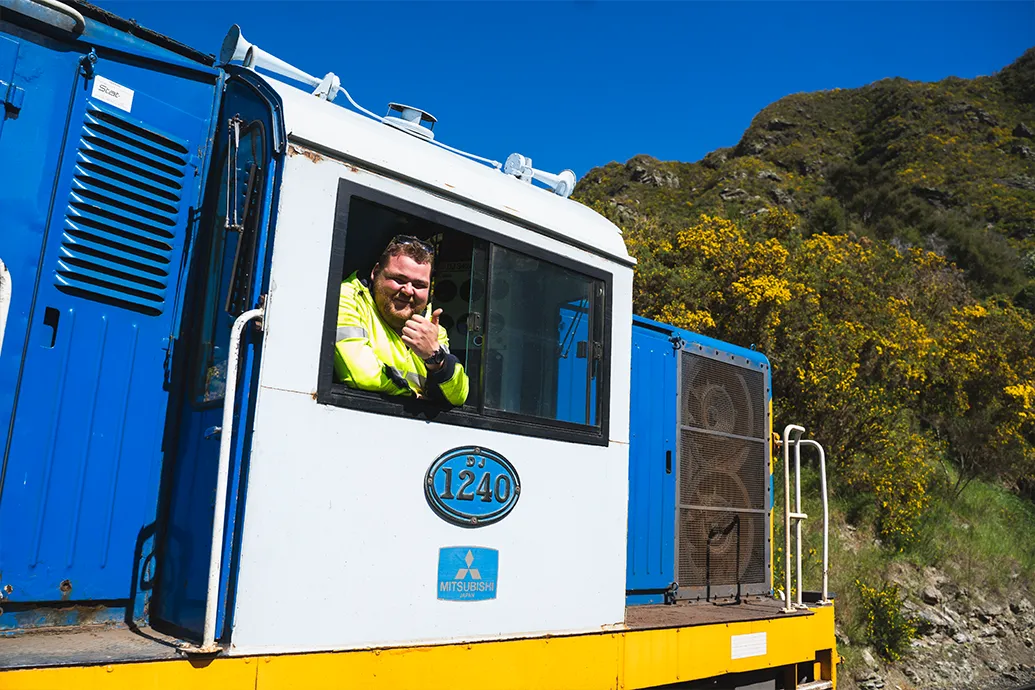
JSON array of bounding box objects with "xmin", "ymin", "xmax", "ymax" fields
[{"xmin": 482, "ymin": 245, "xmax": 603, "ymax": 427}]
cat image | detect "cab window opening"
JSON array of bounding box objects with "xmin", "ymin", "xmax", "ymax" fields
[{"xmin": 320, "ymin": 183, "xmax": 610, "ymax": 443}]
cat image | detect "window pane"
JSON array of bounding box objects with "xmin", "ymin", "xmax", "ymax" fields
[
  {"xmin": 192, "ymin": 122, "xmax": 264, "ymax": 405},
  {"xmin": 484, "ymin": 245, "xmax": 602, "ymax": 426},
  {"xmin": 429, "ymin": 234, "xmax": 486, "ymax": 410}
]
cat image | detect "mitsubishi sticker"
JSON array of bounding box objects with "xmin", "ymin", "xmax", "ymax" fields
[{"xmin": 437, "ymin": 547, "xmax": 498, "ymax": 601}]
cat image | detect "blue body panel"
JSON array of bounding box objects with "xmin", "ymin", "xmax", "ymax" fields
[
  {"xmin": 0, "ymin": 14, "xmax": 220, "ymax": 618},
  {"xmin": 626, "ymin": 318, "xmax": 677, "ymax": 601}
]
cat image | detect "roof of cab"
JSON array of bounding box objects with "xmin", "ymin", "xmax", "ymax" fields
[{"xmin": 263, "ymin": 77, "xmax": 633, "ymax": 266}]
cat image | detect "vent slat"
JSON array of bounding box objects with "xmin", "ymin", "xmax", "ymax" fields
[
  {"xmin": 81, "ymin": 132, "xmax": 183, "ymax": 180},
  {"xmin": 63, "ymin": 221, "xmax": 169, "ymax": 268},
  {"xmin": 66, "ymin": 211, "xmax": 173, "ymax": 254},
  {"xmin": 83, "ymin": 114, "xmax": 188, "ymax": 167},
  {"xmin": 56, "ymin": 260, "xmax": 164, "ymax": 300},
  {"xmin": 69, "ymin": 186, "xmax": 177, "ymax": 232},
  {"xmin": 88, "ymin": 104, "xmax": 189, "ymax": 154},
  {"xmin": 77, "ymin": 143, "xmax": 182, "ymax": 192},
  {"xmin": 75, "ymin": 152, "xmax": 181, "ymax": 202},
  {"xmin": 55, "ymin": 273, "xmax": 163, "ymax": 316},
  {"xmin": 59, "ymin": 244, "xmax": 169, "ymax": 287},
  {"xmin": 72, "ymin": 170, "xmax": 179, "ymax": 218},
  {"xmin": 54, "ymin": 102, "xmax": 189, "ymax": 315},
  {"xmin": 56, "ymin": 257, "xmax": 167, "ymax": 295}
]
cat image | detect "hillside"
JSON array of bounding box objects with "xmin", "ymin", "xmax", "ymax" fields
[
  {"xmin": 575, "ymin": 49, "xmax": 1035, "ymax": 689},
  {"xmin": 577, "ymin": 48, "xmax": 1035, "ymax": 301}
]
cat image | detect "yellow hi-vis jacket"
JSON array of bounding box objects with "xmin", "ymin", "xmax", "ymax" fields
[{"xmin": 334, "ymin": 272, "xmax": 470, "ymax": 406}]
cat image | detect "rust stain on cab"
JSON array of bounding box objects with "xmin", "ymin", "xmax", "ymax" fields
[{"xmin": 287, "ymin": 144, "xmax": 325, "ymax": 164}]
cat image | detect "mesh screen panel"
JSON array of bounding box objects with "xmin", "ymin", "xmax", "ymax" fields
[
  {"xmin": 677, "ymin": 509, "xmax": 766, "ymax": 587},
  {"xmin": 680, "ymin": 351, "xmax": 765, "ymax": 439},
  {"xmin": 676, "ymin": 350, "xmax": 769, "ymax": 592},
  {"xmin": 678, "ymin": 429, "xmax": 765, "ymax": 510}
]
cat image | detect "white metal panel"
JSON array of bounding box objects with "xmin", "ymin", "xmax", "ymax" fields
[
  {"xmin": 230, "ymin": 388, "xmax": 628, "ymax": 654},
  {"xmin": 230, "ymin": 140, "xmax": 634, "ymax": 654},
  {"xmin": 263, "ymin": 77, "xmax": 631, "ymax": 265}
]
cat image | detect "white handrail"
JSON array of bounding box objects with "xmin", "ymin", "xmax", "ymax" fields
[
  {"xmin": 18, "ymin": 0, "xmax": 86, "ymax": 33},
  {"xmin": 182, "ymin": 307, "xmax": 264, "ymax": 654},
  {"xmin": 781, "ymin": 425, "xmax": 832, "ymax": 611},
  {"xmin": 800, "ymin": 439, "xmax": 830, "ymax": 605},
  {"xmin": 794, "ymin": 439, "xmax": 804, "ymax": 607},
  {"xmin": 0, "ymin": 258, "xmax": 10, "ymax": 359},
  {"xmin": 781, "ymin": 424, "xmax": 805, "ymax": 612}
]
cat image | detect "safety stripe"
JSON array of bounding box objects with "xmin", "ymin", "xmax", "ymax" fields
[{"xmin": 336, "ymin": 326, "xmax": 368, "ymax": 342}]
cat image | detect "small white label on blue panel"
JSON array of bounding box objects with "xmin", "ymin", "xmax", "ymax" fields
[
  {"xmin": 730, "ymin": 631, "xmax": 767, "ymax": 659},
  {"xmin": 437, "ymin": 547, "xmax": 498, "ymax": 601},
  {"xmin": 92, "ymin": 76, "xmax": 134, "ymax": 113}
]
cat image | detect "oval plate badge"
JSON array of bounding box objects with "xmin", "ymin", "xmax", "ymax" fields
[{"xmin": 425, "ymin": 446, "xmax": 520, "ymax": 528}]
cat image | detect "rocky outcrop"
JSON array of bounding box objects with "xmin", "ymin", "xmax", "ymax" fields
[
  {"xmin": 625, "ymin": 156, "xmax": 679, "ymax": 189},
  {"xmin": 843, "ymin": 566, "xmax": 1035, "ymax": 690}
]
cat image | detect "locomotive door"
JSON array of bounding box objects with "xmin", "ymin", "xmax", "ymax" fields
[
  {"xmin": 0, "ymin": 55, "xmax": 216, "ymax": 606},
  {"xmin": 152, "ymin": 78, "xmax": 278, "ymax": 640}
]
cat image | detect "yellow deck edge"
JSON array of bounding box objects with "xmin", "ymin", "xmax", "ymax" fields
[{"xmin": 0, "ymin": 606, "xmax": 837, "ymax": 690}]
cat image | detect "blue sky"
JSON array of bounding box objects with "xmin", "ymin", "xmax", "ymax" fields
[{"xmin": 96, "ymin": 1, "xmax": 1034, "ymax": 179}]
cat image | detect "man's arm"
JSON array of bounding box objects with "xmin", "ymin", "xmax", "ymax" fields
[
  {"xmin": 334, "ymin": 283, "xmax": 411, "ymax": 395},
  {"xmin": 401, "ymin": 310, "xmax": 470, "ymax": 406},
  {"xmin": 424, "ymin": 329, "xmax": 470, "ymax": 407}
]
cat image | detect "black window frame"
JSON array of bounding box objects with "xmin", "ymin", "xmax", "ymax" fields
[{"xmin": 316, "ymin": 178, "xmax": 613, "ymax": 446}]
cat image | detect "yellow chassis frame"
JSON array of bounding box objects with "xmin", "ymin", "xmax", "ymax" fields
[{"xmin": 1, "ymin": 606, "xmax": 836, "ymax": 690}]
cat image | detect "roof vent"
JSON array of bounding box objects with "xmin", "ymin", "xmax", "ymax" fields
[{"xmin": 382, "ymin": 103, "xmax": 436, "ymax": 140}]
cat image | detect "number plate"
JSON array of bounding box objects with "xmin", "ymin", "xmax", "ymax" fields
[{"xmin": 425, "ymin": 446, "xmax": 521, "ymax": 528}]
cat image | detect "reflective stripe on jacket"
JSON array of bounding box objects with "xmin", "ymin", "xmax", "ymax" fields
[{"xmin": 334, "ymin": 272, "xmax": 469, "ymax": 406}]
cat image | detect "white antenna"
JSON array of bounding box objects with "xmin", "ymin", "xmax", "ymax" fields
[
  {"xmin": 504, "ymin": 153, "xmax": 576, "ymax": 198},
  {"xmin": 219, "ymin": 25, "xmax": 340, "ymax": 101}
]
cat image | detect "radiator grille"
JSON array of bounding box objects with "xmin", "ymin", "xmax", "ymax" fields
[
  {"xmin": 676, "ymin": 348, "xmax": 769, "ymax": 595},
  {"xmin": 55, "ymin": 103, "xmax": 189, "ymax": 315},
  {"xmin": 681, "ymin": 351, "xmax": 765, "ymax": 439},
  {"xmin": 679, "ymin": 429, "xmax": 765, "ymax": 510},
  {"xmin": 677, "ymin": 509, "xmax": 766, "ymax": 587}
]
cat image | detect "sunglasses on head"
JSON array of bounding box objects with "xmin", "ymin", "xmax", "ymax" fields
[{"xmin": 390, "ymin": 234, "xmax": 435, "ymax": 256}]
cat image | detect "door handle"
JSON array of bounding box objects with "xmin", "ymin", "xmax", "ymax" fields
[
  {"xmin": 666, "ymin": 450, "xmax": 672, "ymax": 474},
  {"xmin": 204, "ymin": 426, "xmax": 222, "ymax": 440},
  {"xmin": 42, "ymin": 307, "xmax": 59, "ymax": 348}
]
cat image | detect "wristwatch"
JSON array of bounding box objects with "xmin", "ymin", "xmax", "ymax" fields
[{"xmin": 423, "ymin": 346, "xmax": 446, "ymax": 368}]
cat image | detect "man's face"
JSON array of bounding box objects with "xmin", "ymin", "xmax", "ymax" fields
[{"xmin": 371, "ymin": 253, "xmax": 432, "ymax": 331}]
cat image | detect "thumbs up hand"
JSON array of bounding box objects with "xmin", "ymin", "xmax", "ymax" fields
[{"xmin": 403, "ymin": 308, "xmax": 444, "ymax": 361}]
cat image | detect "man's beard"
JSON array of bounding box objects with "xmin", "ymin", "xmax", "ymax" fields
[{"xmin": 375, "ymin": 282, "xmax": 424, "ymax": 330}]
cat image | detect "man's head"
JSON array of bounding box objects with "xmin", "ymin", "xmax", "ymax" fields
[{"xmin": 370, "ymin": 235, "xmax": 434, "ymax": 331}]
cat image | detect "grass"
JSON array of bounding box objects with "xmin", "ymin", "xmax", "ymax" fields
[{"xmin": 773, "ymin": 458, "xmax": 1035, "ymax": 667}]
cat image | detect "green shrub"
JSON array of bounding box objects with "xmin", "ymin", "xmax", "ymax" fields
[{"xmin": 856, "ymin": 581, "xmax": 917, "ymax": 660}]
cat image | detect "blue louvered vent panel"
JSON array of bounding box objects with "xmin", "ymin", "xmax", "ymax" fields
[{"xmin": 55, "ymin": 102, "xmax": 190, "ymax": 315}]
